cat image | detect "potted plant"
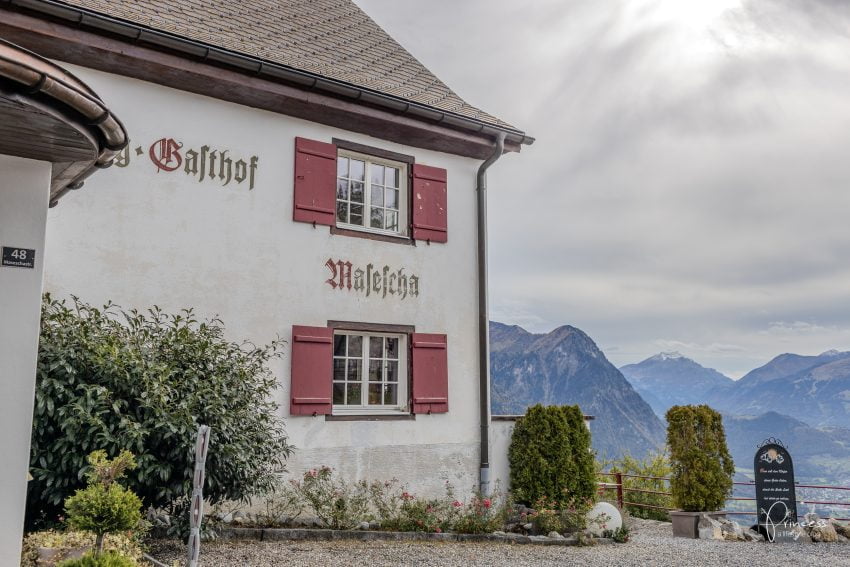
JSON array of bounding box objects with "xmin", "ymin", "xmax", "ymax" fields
[{"xmin": 665, "ymin": 405, "xmax": 734, "ymax": 538}]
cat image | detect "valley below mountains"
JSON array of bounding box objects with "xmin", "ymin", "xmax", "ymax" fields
[{"xmin": 491, "ymin": 321, "xmax": 850, "ymax": 484}]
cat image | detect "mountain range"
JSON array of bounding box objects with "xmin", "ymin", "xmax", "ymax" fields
[
  {"xmin": 722, "ymin": 412, "xmax": 850, "ymax": 483},
  {"xmin": 490, "ymin": 320, "xmax": 850, "ymax": 483},
  {"xmin": 620, "ymin": 352, "xmax": 734, "ymax": 417},
  {"xmin": 489, "ymin": 321, "xmax": 665, "ymax": 459},
  {"xmin": 620, "ymin": 349, "xmax": 850, "ymax": 428}
]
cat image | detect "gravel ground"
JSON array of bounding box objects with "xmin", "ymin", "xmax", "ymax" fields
[{"xmin": 148, "ymin": 519, "xmax": 850, "ymax": 566}]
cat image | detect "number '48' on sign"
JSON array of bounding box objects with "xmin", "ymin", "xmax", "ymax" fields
[{"xmin": 1, "ymin": 246, "xmax": 36, "ymax": 269}]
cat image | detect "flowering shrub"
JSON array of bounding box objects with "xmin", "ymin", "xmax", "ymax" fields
[
  {"xmin": 369, "ymin": 479, "xmax": 458, "ymax": 532},
  {"xmin": 291, "ymin": 467, "xmax": 370, "ymax": 529},
  {"xmin": 254, "ymin": 479, "xmax": 304, "ymax": 527},
  {"xmin": 452, "ymin": 489, "xmax": 510, "ymax": 534}
]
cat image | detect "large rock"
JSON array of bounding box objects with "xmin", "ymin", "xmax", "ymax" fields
[
  {"xmin": 832, "ymin": 520, "xmax": 850, "ymax": 539},
  {"xmin": 718, "ymin": 518, "xmax": 745, "ymax": 541},
  {"xmin": 586, "ymin": 502, "xmax": 622, "ymax": 537},
  {"xmin": 810, "ymin": 523, "xmax": 839, "ymax": 543},
  {"xmin": 697, "ymin": 514, "xmax": 723, "ymax": 540}
]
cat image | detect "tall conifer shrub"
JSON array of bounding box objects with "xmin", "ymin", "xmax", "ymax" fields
[
  {"xmin": 508, "ymin": 404, "xmax": 595, "ymax": 506},
  {"xmin": 665, "ymin": 405, "xmax": 734, "ymax": 512}
]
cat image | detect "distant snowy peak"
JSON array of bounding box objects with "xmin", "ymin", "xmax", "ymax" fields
[
  {"xmin": 648, "ymin": 351, "xmax": 686, "ymax": 362},
  {"xmin": 820, "ymin": 349, "xmax": 846, "ymax": 357}
]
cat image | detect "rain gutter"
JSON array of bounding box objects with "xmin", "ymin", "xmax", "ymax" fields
[
  {"xmin": 0, "ymin": 37, "xmax": 128, "ymax": 205},
  {"xmin": 476, "ymin": 132, "xmax": 506, "ymax": 496}
]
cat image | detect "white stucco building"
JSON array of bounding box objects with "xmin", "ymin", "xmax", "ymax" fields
[{"xmin": 0, "ymin": 0, "xmax": 533, "ymax": 501}]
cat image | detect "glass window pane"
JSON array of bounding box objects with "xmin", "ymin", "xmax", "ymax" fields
[
  {"xmin": 371, "ymin": 164, "xmax": 384, "ymax": 186},
  {"xmin": 371, "ymin": 186, "xmax": 384, "ymax": 207},
  {"xmin": 369, "ymin": 337, "xmax": 383, "ymax": 358},
  {"xmin": 346, "ymin": 383, "xmax": 361, "ymax": 405},
  {"xmin": 386, "ymin": 338, "xmax": 398, "ymax": 358},
  {"xmin": 336, "ymin": 179, "xmax": 349, "ymax": 200},
  {"xmin": 347, "ymin": 359, "xmax": 361, "ymax": 382},
  {"xmin": 350, "ymin": 204, "xmax": 363, "ymax": 226},
  {"xmin": 386, "ymin": 167, "xmax": 399, "ymax": 188},
  {"xmin": 348, "ymin": 335, "xmax": 362, "ymax": 357},
  {"xmin": 385, "ymin": 189, "xmax": 398, "ymax": 210},
  {"xmin": 333, "ymin": 383, "xmax": 345, "ymax": 405},
  {"xmin": 350, "ymin": 182, "xmax": 364, "ymax": 203},
  {"xmin": 368, "ymin": 384, "xmax": 382, "ymax": 405},
  {"xmin": 385, "ymin": 211, "xmax": 398, "ymax": 232},
  {"xmin": 333, "ymin": 359, "xmax": 346, "ymax": 381},
  {"xmin": 386, "ymin": 361, "xmax": 398, "ymax": 383},
  {"xmin": 369, "ymin": 359, "xmax": 382, "ymax": 382},
  {"xmin": 336, "ymin": 201, "xmax": 348, "ymax": 223},
  {"xmin": 370, "ymin": 208, "xmax": 384, "ymax": 229},
  {"xmin": 350, "ymin": 159, "xmax": 365, "ymax": 181},
  {"xmin": 337, "ymin": 157, "xmax": 349, "ymax": 178},
  {"xmin": 334, "ymin": 335, "xmax": 346, "ymax": 356},
  {"xmin": 383, "ymin": 384, "xmax": 398, "ymax": 405}
]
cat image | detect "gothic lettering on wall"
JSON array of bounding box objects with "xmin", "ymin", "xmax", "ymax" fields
[
  {"xmin": 325, "ymin": 258, "xmax": 420, "ymax": 299},
  {"xmin": 114, "ymin": 138, "xmax": 259, "ymax": 190}
]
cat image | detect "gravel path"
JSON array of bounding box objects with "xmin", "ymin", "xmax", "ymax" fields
[{"xmin": 149, "ymin": 519, "xmax": 850, "ymax": 566}]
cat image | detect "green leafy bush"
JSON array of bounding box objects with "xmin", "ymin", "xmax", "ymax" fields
[
  {"xmin": 58, "ymin": 551, "xmax": 136, "ymax": 567},
  {"xmin": 606, "ymin": 453, "xmax": 673, "ymax": 521},
  {"xmin": 64, "ymin": 451, "xmax": 142, "ymax": 555},
  {"xmin": 21, "ymin": 530, "xmax": 144, "ymax": 567},
  {"xmin": 666, "ymin": 405, "xmax": 734, "ymax": 512},
  {"xmin": 508, "ymin": 404, "xmax": 596, "ymax": 507},
  {"xmin": 29, "ymin": 295, "xmax": 292, "ymax": 528}
]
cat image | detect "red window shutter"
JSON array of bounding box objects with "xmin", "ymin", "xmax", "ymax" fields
[
  {"xmin": 293, "ymin": 137, "xmax": 336, "ymax": 226},
  {"xmin": 411, "ymin": 333, "xmax": 448, "ymax": 414},
  {"xmin": 290, "ymin": 325, "xmax": 333, "ymax": 415},
  {"xmin": 411, "ymin": 164, "xmax": 448, "ymax": 243}
]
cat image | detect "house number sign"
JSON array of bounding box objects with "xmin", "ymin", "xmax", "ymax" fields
[
  {"xmin": 325, "ymin": 258, "xmax": 419, "ymax": 299},
  {"xmin": 1, "ymin": 246, "xmax": 35, "ymax": 269}
]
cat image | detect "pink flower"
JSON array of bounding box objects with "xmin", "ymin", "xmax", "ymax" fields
[
  {"xmin": 482, "ymin": 499, "xmax": 492, "ymax": 509},
  {"xmin": 435, "ymin": 527, "xmax": 442, "ymax": 533},
  {"xmin": 452, "ymin": 500, "xmax": 463, "ymax": 508}
]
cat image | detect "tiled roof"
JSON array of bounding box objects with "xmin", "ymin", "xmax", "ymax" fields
[{"xmin": 55, "ymin": 0, "xmax": 520, "ymax": 131}]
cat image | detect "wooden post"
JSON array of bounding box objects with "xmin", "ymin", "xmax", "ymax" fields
[{"xmin": 615, "ymin": 472, "xmax": 624, "ymax": 509}]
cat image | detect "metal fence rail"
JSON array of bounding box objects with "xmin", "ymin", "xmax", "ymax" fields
[{"xmin": 597, "ymin": 472, "xmax": 850, "ymax": 522}]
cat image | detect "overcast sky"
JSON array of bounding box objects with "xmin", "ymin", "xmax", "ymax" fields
[{"xmin": 356, "ymin": 0, "xmax": 850, "ymax": 378}]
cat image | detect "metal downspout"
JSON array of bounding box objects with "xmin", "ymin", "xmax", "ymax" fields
[{"xmin": 477, "ymin": 132, "xmax": 505, "ymax": 496}]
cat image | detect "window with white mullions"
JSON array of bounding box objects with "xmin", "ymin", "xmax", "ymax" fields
[
  {"xmin": 332, "ymin": 331, "xmax": 407, "ymax": 414},
  {"xmin": 336, "ymin": 152, "xmax": 406, "ymax": 236}
]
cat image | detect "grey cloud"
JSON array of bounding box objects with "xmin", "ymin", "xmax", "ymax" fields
[{"xmin": 356, "ymin": 0, "xmax": 850, "ymax": 376}]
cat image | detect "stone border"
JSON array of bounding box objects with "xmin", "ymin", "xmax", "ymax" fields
[{"xmin": 219, "ymin": 527, "xmax": 615, "ymax": 546}]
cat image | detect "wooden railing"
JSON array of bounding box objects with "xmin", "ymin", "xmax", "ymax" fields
[{"xmin": 597, "ymin": 472, "xmax": 850, "ymax": 522}]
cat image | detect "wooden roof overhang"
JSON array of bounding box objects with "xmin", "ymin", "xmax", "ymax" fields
[{"xmin": 0, "ymin": 38, "xmax": 127, "ymax": 206}]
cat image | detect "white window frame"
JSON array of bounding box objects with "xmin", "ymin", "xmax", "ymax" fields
[
  {"xmin": 332, "ymin": 331, "xmax": 409, "ymax": 415},
  {"xmin": 336, "ymin": 150, "xmax": 408, "ymax": 238}
]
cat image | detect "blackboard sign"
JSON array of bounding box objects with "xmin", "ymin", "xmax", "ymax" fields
[
  {"xmin": 1, "ymin": 246, "xmax": 35, "ymax": 269},
  {"xmin": 754, "ymin": 442, "xmax": 797, "ymax": 542}
]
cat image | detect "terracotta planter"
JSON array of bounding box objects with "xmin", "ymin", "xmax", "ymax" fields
[{"xmin": 669, "ymin": 510, "xmax": 726, "ymax": 539}]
